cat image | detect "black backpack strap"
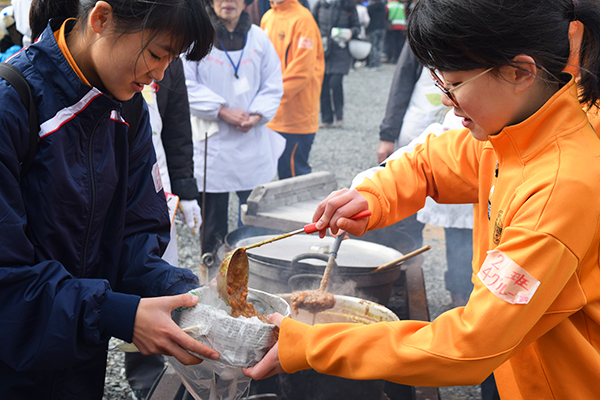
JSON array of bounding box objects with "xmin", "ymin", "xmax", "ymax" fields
[
  {"xmin": 121, "ymin": 92, "xmax": 144, "ymax": 145},
  {"xmin": 0, "ymin": 63, "xmax": 39, "ymax": 176}
]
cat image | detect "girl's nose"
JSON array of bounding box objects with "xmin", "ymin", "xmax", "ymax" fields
[
  {"xmin": 441, "ymin": 93, "xmax": 455, "ymax": 108},
  {"xmin": 151, "ymin": 58, "xmax": 172, "ymax": 82}
]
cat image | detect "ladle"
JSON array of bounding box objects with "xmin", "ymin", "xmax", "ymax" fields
[
  {"xmin": 242, "ymin": 210, "xmax": 372, "ymax": 251},
  {"xmin": 290, "ymin": 243, "xmax": 432, "ymax": 314},
  {"xmin": 290, "ymin": 234, "xmax": 344, "ymax": 314},
  {"xmin": 216, "ymin": 247, "xmax": 250, "ymax": 308},
  {"xmin": 217, "ymin": 210, "xmax": 372, "ymax": 304}
]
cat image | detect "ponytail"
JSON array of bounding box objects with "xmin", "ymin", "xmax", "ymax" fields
[
  {"xmin": 30, "ymin": 0, "xmax": 80, "ymax": 41},
  {"xmin": 574, "ymin": 0, "xmax": 600, "ymax": 108}
]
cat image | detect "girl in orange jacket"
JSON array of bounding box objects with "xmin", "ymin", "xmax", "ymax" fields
[{"xmin": 244, "ymin": 0, "xmax": 600, "ymax": 398}]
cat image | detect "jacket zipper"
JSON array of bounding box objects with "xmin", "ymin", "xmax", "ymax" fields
[
  {"xmin": 488, "ymin": 160, "xmax": 499, "ymax": 220},
  {"xmin": 81, "ymin": 109, "xmax": 111, "ymax": 277}
]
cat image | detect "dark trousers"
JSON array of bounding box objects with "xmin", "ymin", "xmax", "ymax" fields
[
  {"xmin": 368, "ymin": 29, "xmax": 386, "ymax": 68},
  {"xmin": 277, "ymin": 132, "xmax": 316, "ymax": 180},
  {"xmin": 481, "ymin": 374, "xmax": 501, "ymax": 400},
  {"xmin": 320, "ymin": 73, "xmax": 344, "ymax": 123},
  {"xmin": 197, "ymin": 190, "xmax": 251, "ymax": 256},
  {"xmin": 125, "ymin": 353, "xmax": 165, "ymax": 391},
  {"xmin": 444, "ymin": 227, "xmax": 474, "ymax": 298},
  {"xmin": 385, "ymin": 29, "xmax": 405, "ymax": 63},
  {"xmin": 0, "ymin": 348, "xmax": 108, "ymax": 400}
]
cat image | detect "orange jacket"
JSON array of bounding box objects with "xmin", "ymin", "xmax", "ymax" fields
[
  {"xmin": 261, "ymin": 0, "xmax": 325, "ymax": 134},
  {"xmin": 278, "ymin": 77, "xmax": 600, "ymax": 399}
]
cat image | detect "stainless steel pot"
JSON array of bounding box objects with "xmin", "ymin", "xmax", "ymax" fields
[
  {"xmin": 249, "ymin": 294, "xmax": 399, "ymax": 400},
  {"xmin": 225, "ymin": 232, "xmax": 404, "ymax": 306}
]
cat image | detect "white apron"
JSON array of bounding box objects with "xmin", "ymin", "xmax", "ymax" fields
[
  {"xmin": 395, "ymin": 67, "xmax": 449, "ymax": 148},
  {"xmin": 182, "ymin": 25, "xmax": 285, "ymax": 193}
]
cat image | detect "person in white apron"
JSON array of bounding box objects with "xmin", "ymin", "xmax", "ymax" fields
[{"xmin": 182, "ymin": 0, "xmax": 284, "ymax": 260}]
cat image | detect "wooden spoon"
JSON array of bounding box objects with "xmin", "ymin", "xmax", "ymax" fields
[{"xmin": 370, "ymin": 245, "xmax": 431, "ymax": 273}]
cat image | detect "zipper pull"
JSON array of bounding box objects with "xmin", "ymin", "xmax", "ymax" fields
[{"xmin": 494, "ymin": 160, "xmax": 499, "ymax": 178}]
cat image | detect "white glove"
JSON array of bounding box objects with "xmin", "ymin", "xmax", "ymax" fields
[
  {"xmin": 178, "ymin": 199, "xmax": 201, "ymax": 235},
  {"xmin": 331, "ymin": 27, "xmax": 352, "ymax": 48}
]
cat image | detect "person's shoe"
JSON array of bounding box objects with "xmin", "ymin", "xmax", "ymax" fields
[
  {"xmin": 319, "ymin": 122, "xmax": 333, "ymax": 129},
  {"xmin": 335, "ymin": 119, "xmax": 344, "ymax": 128}
]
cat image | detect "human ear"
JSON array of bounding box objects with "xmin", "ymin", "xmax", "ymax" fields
[
  {"xmin": 507, "ymin": 54, "xmax": 537, "ymax": 95},
  {"xmin": 89, "ymin": 1, "xmax": 113, "ymax": 34}
]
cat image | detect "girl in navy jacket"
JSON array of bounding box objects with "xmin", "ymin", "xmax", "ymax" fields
[{"xmin": 0, "ymin": 0, "xmax": 217, "ymax": 398}]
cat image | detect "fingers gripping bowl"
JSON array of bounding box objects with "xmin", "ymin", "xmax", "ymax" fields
[
  {"xmin": 169, "ymin": 282, "xmax": 289, "ymax": 400},
  {"xmin": 172, "ymin": 248, "xmax": 290, "ymax": 367}
]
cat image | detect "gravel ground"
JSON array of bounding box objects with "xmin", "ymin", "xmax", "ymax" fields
[{"xmin": 103, "ymin": 62, "xmax": 481, "ymax": 400}]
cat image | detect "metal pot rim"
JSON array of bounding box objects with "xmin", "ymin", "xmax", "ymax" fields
[{"xmin": 235, "ymin": 234, "xmax": 404, "ymax": 270}]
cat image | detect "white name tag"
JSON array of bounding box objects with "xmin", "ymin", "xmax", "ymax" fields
[
  {"xmin": 477, "ymin": 250, "xmax": 540, "ymax": 304},
  {"xmin": 142, "ymin": 84, "xmax": 155, "ymax": 104},
  {"xmin": 165, "ymin": 192, "xmax": 179, "ymax": 228},
  {"xmin": 233, "ymin": 76, "xmax": 251, "ymax": 96},
  {"xmin": 151, "ymin": 162, "xmax": 163, "ymax": 193}
]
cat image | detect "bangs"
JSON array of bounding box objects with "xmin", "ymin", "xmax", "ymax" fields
[
  {"xmin": 113, "ymin": 0, "xmax": 215, "ymax": 62},
  {"xmin": 151, "ymin": 2, "xmax": 214, "ymax": 61},
  {"xmin": 407, "ymin": 0, "xmax": 573, "ymax": 76},
  {"xmin": 406, "ymin": 0, "xmax": 493, "ymax": 71}
]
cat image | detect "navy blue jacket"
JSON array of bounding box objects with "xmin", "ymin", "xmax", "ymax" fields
[{"xmin": 0, "ymin": 21, "xmax": 198, "ymax": 399}]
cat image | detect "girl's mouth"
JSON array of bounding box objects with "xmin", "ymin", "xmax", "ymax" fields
[
  {"xmin": 133, "ymin": 82, "xmax": 145, "ymax": 92},
  {"xmin": 459, "ymin": 115, "xmax": 473, "ymax": 129}
]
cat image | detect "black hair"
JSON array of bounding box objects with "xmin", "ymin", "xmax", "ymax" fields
[
  {"xmin": 407, "ymin": 0, "xmax": 600, "ymax": 108},
  {"xmin": 29, "ymin": 0, "xmax": 214, "ymax": 61},
  {"xmin": 205, "ymin": 0, "xmax": 255, "ymax": 5}
]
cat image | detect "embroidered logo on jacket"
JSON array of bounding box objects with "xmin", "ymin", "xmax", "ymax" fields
[
  {"xmin": 493, "ymin": 210, "xmax": 504, "ymax": 245},
  {"xmin": 477, "ymin": 249, "xmax": 540, "ymax": 304}
]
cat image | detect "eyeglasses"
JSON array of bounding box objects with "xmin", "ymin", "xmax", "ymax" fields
[{"xmin": 429, "ymin": 67, "xmax": 494, "ymax": 108}]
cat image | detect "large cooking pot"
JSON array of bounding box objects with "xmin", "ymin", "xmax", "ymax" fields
[
  {"xmin": 249, "ymin": 294, "xmax": 399, "ymax": 400},
  {"xmin": 228, "ymin": 233, "xmax": 404, "ymax": 306}
]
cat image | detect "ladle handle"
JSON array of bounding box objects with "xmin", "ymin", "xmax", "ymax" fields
[
  {"xmin": 371, "ymin": 245, "xmax": 432, "ymax": 273},
  {"xmin": 303, "ymin": 209, "xmax": 372, "ymax": 234},
  {"xmin": 243, "ymin": 210, "xmax": 372, "ymax": 251},
  {"xmin": 319, "ymin": 234, "xmax": 345, "ymax": 291}
]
